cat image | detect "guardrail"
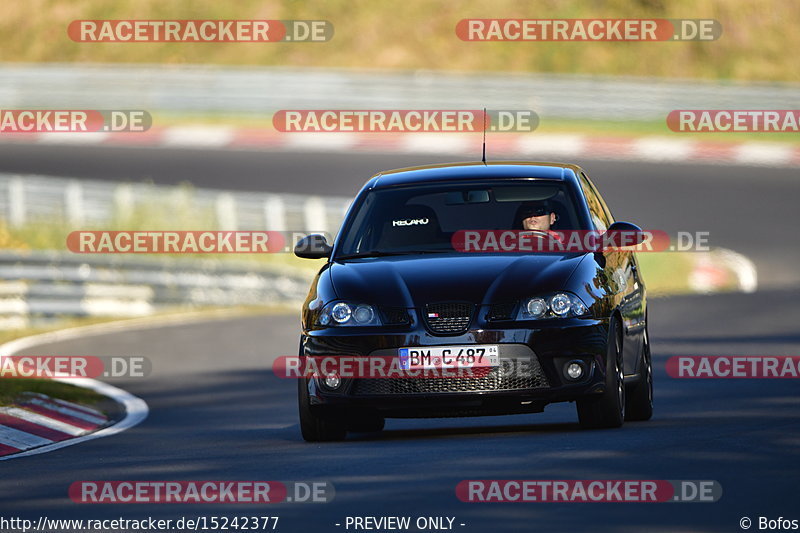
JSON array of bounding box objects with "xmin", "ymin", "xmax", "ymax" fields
[
  {"xmin": 0, "ymin": 173, "xmax": 352, "ymax": 235},
  {"xmin": 0, "ymin": 250, "xmax": 312, "ymax": 330},
  {"xmin": 0, "ymin": 174, "xmax": 352, "ymax": 330},
  {"xmin": 2, "ymin": 63, "xmax": 799, "ymax": 120}
]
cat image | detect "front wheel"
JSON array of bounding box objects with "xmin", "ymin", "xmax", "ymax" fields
[
  {"xmin": 577, "ymin": 318, "xmax": 625, "ymax": 429},
  {"xmin": 625, "ymin": 326, "xmax": 653, "ymax": 421},
  {"xmin": 298, "ymin": 378, "xmax": 347, "ymax": 442}
]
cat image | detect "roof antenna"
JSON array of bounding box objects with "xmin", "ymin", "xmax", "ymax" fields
[{"xmin": 481, "ymin": 107, "xmax": 487, "ymax": 165}]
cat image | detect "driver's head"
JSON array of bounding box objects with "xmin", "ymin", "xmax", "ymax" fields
[{"xmin": 519, "ymin": 201, "xmax": 556, "ymax": 231}]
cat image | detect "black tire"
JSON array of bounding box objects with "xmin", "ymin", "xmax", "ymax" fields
[
  {"xmin": 298, "ymin": 378, "xmax": 347, "ymax": 442},
  {"xmin": 577, "ymin": 318, "xmax": 625, "ymax": 429},
  {"xmin": 625, "ymin": 326, "xmax": 653, "ymax": 421},
  {"xmin": 347, "ymin": 415, "xmax": 386, "ymax": 433}
]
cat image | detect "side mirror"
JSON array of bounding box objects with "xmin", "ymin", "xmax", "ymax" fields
[
  {"xmin": 603, "ymin": 221, "xmax": 645, "ymax": 249},
  {"xmin": 294, "ymin": 234, "xmax": 332, "ymax": 259}
]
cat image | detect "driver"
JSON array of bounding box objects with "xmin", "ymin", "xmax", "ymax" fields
[{"xmin": 518, "ymin": 201, "xmax": 557, "ymax": 231}]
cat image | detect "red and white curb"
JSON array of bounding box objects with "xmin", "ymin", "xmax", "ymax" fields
[
  {"xmin": 689, "ymin": 248, "xmax": 758, "ymax": 294},
  {"xmin": 0, "ymin": 309, "xmax": 258, "ymax": 461},
  {"xmin": 1, "ymin": 127, "xmax": 799, "ymax": 167},
  {"xmin": 0, "ymin": 334, "xmax": 149, "ymax": 461},
  {"xmin": 0, "ymin": 393, "xmax": 109, "ymax": 457}
]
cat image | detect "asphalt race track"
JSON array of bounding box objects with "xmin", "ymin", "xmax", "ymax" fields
[{"xmin": 1, "ymin": 145, "xmax": 799, "ymax": 532}]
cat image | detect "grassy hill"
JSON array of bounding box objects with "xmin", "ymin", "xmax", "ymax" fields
[{"xmin": 1, "ymin": 0, "xmax": 797, "ymax": 81}]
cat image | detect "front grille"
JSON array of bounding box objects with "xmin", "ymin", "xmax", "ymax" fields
[
  {"xmin": 351, "ymin": 357, "xmax": 550, "ymax": 395},
  {"xmin": 424, "ymin": 302, "xmax": 473, "ymax": 334}
]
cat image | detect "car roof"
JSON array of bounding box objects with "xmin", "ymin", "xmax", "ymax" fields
[{"xmin": 368, "ymin": 161, "xmax": 583, "ymax": 190}]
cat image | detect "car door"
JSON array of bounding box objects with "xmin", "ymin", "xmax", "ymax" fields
[{"xmin": 579, "ymin": 172, "xmax": 645, "ymax": 376}]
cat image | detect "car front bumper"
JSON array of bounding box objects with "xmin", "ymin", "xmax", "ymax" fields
[{"xmin": 300, "ymin": 319, "xmax": 611, "ymax": 418}]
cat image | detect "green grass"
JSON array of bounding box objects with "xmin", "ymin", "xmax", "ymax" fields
[
  {"xmin": 637, "ymin": 252, "xmax": 696, "ymax": 296},
  {"xmin": 0, "ymin": 187, "xmax": 326, "ymax": 278},
  {"xmin": 0, "ymin": 379, "xmax": 106, "ymax": 408},
  {"xmin": 0, "ymin": 0, "xmax": 798, "ymax": 82}
]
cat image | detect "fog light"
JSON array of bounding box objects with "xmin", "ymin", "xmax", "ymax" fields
[
  {"xmin": 323, "ymin": 373, "xmax": 341, "ymax": 389},
  {"xmin": 564, "ymin": 360, "xmax": 585, "ymax": 380}
]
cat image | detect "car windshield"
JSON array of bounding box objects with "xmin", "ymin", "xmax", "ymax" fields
[{"xmin": 336, "ymin": 181, "xmax": 583, "ymax": 258}]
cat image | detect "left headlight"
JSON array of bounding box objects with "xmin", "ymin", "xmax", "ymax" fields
[
  {"xmin": 518, "ymin": 292, "xmax": 589, "ymax": 319},
  {"xmin": 317, "ymin": 301, "xmax": 382, "ymax": 327}
]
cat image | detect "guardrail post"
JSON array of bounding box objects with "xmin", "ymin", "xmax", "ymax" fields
[
  {"xmin": 264, "ymin": 195, "xmax": 286, "ymax": 231},
  {"xmin": 114, "ymin": 184, "xmax": 134, "ymax": 222},
  {"xmin": 7, "ymin": 177, "xmax": 26, "ymax": 227},
  {"xmin": 303, "ymin": 197, "xmax": 327, "ymax": 234},
  {"xmin": 216, "ymin": 193, "xmax": 238, "ymax": 230},
  {"xmin": 65, "ymin": 181, "xmax": 85, "ymax": 226}
]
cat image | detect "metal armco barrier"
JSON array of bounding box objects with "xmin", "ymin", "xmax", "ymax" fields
[
  {"xmin": 0, "ymin": 174, "xmax": 349, "ymax": 330},
  {"xmin": 0, "ymin": 250, "xmax": 312, "ymax": 330},
  {"xmin": 0, "ymin": 174, "xmax": 352, "ymax": 235}
]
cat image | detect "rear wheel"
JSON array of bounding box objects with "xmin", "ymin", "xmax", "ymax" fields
[
  {"xmin": 298, "ymin": 378, "xmax": 347, "ymax": 442},
  {"xmin": 625, "ymin": 326, "xmax": 653, "ymax": 421},
  {"xmin": 577, "ymin": 318, "xmax": 625, "ymax": 429}
]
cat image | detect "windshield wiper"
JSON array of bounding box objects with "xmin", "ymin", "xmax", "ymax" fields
[{"xmin": 336, "ymin": 249, "xmax": 452, "ymax": 260}]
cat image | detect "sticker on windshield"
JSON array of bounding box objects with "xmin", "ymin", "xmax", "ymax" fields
[{"xmin": 392, "ymin": 218, "xmax": 429, "ymax": 227}]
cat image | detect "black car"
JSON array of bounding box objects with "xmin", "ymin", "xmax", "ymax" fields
[{"xmin": 294, "ymin": 161, "xmax": 653, "ymax": 441}]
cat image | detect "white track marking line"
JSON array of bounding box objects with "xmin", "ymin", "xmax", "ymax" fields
[
  {"xmin": 633, "ymin": 137, "xmax": 695, "ymax": 161},
  {"xmin": 161, "ymin": 126, "xmax": 235, "ymax": 148},
  {"xmin": 515, "ymin": 134, "xmax": 586, "ymax": 156},
  {"xmin": 36, "ymin": 132, "xmax": 109, "ymax": 145},
  {"xmin": 0, "ymin": 407, "xmax": 87, "ymax": 436},
  {"xmin": 401, "ymin": 134, "xmax": 473, "ymax": 154},
  {"xmin": 284, "ymin": 132, "xmax": 358, "ymax": 150},
  {"xmin": 734, "ymin": 143, "xmax": 794, "ymax": 166}
]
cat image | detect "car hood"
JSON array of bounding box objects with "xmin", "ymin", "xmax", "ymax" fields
[{"xmin": 328, "ymin": 253, "xmax": 586, "ymax": 307}]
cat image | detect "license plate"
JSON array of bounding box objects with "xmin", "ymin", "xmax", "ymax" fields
[{"xmin": 398, "ymin": 345, "xmax": 499, "ymax": 370}]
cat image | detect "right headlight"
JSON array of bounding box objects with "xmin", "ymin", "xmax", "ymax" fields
[{"xmin": 518, "ymin": 292, "xmax": 589, "ymax": 320}]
